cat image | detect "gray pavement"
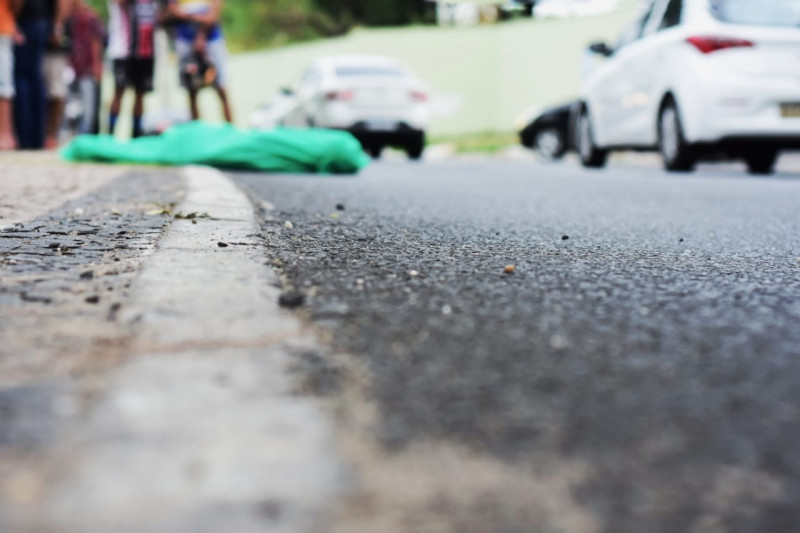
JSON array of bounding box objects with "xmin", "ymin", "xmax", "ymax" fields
[
  {"xmin": 234, "ymin": 159, "xmax": 800, "ymax": 533},
  {"xmin": 2, "ymin": 154, "xmax": 799, "ymax": 533},
  {"xmin": 0, "ymin": 164, "xmax": 340, "ymax": 533}
]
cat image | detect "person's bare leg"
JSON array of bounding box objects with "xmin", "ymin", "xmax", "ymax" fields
[
  {"xmin": 188, "ymin": 89, "xmax": 200, "ymax": 121},
  {"xmin": 0, "ymin": 98, "xmax": 16, "ymax": 150},
  {"xmin": 216, "ymin": 87, "xmax": 233, "ymax": 123},
  {"xmin": 132, "ymin": 90, "xmax": 145, "ymax": 137},
  {"xmin": 109, "ymin": 85, "xmax": 126, "ymax": 134},
  {"xmin": 45, "ymin": 97, "xmax": 65, "ymax": 149}
]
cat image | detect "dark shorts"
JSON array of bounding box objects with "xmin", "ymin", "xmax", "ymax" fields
[{"xmin": 113, "ymin": 58, "xmax": 154, "ymax": 93}]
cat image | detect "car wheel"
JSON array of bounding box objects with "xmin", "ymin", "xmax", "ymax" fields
[
  {"xmin": 576, "ymin": 108, "xmax": 608, "ymax": 168},
  {"xmin": 535, "ymin": 128, "xmax": 565, "ymax": 161},
  {"xmin": 367, "ymin": 145, "xmax": 383, "ymax": 159},
  {"xmin": 405, "ymin": 132, "xmax": 425, "ymax": 161},
  {"xmin": 745, "ymin": 150, "xmax": 778, "ymax": 175},
  {"xmin": 658, "ymin": 100, "xmax": 696, "ymax": 172}
]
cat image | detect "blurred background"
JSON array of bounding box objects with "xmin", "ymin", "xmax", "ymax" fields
[{"xmin": 85, "ymin": 0, "xmax": 638, "ymax": 147}]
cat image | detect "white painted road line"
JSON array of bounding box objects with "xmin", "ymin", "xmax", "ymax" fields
[{"xmin": 26, "ymin": 166, "xmax": 343, "ymax": 533}]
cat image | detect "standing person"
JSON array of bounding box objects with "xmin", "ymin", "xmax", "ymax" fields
[
  {"xmin": 164, "ymin": 0, "xmax": 232, "ymax": 123},
  {"xmin": 107, "ymin": 0, "xmax": 157, "ymax": 138},
  {"xmin": 0, "ymin": 0, "xmax": 23, "ymax": 150},
  {"xmin": 13, "ymin": 0, "xmax": 56, "ymax": 149},
  {"xmin": 43, "ymin": 0, "xmax": 71, "ymax": 148},
  {"xmin": 69, "ymin": 0, "xmax": 103, "ymax": 134}
]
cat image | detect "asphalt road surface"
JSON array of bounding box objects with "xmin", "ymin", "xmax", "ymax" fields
[{"xmin": 233, "ymin": 158, "xmax": 800, "ymax": 533}]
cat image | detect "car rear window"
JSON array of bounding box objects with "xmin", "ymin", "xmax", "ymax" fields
[
  {"xmin": 335, "ymin": 67, "xmax": 406, "ymax": 78},
  {"xmin": 709, "ymin": 0, "xmax": 800, "ymax": 27}
]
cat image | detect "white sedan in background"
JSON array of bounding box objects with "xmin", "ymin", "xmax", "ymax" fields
[
  {"xmin": 534, "ymin": 0, "xmax": 619, "ymax": 19},
  {"xmin": 577, "ymin": 0, "xmax": 800, "ymax": 174},
  {"xmin": 254, "ymin": 55, "xmax": 431, "ymax": 160}
]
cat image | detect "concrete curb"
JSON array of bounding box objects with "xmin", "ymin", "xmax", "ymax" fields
[{"xmin": 36, "ymin": 166, "xmax": 343, "ymax": 533}]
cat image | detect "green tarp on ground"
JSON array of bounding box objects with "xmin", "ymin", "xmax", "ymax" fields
[{"xmin": 62, "ymin": 122, "xmax": 370, "ymax": 174}]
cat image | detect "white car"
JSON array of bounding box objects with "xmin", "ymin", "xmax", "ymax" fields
[
  {"xmin": 277, "ymin": 55, "xmax": 431, "ymax": 160},
  {"xmin": 534, "ymin": 0, "xmax": 619, "ymax": 19},
  {"xmin": 577, "ymin": 0, "xmax": 800, "ymax": 174}
]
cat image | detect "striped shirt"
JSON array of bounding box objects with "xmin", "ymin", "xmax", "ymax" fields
[{"xmin": 107, "ymin": 0, "xmax": 157, "ymax": 59}]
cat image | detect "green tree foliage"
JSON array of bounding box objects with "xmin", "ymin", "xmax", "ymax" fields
[
  {"xmin": 83, "ymin": 0, "xmax": 434, "ymax": 51},
  {"xmin": 311, "ymin": 0, "xmax": 430, "ymax": 26}
]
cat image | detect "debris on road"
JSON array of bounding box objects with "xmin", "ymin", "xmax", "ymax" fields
[
  {"xmin": 279, "ymin": 291, "xmax": 306, "ymax": 308},
  {"xmin": 174, "ymin": 211, "xmax": 211, "ymax": 220},
  {"xmin": 504, "ymin": 264, "xmax": 516, "ymax": 274}
]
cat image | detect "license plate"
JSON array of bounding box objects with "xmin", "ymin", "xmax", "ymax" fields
[
  {"xmin": 780, "ymin": 103, "xmax": 800, "ymax": 117},
  {"xmin": 364, "ymin": 120, "xmax": 399, "ymax": 131}
]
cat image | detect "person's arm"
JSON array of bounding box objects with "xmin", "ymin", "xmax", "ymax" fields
[
  {"xmin": 52, "ymin": 0, "xmax": 71, "ymax": 45},
  {"xmin": 10, "ymin": 0, "xmax": 24, "ymax": 43},
  {"xmin": 91, "ymin": 17, "xmax": 104, "ymax": 81},
  {"xmin": 10, "ymin": 0, "xmax": 25, "ymax": 16},
  {"xmin": 190, "ymin": 0, "xmax": 221, "ymax": 29},
  {"xmin": 162, "ymin": 0, "xmax": 192, "ymax": 23}
]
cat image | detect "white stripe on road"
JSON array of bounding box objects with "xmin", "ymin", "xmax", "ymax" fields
[{"xmin": 37, "ymin": 166, "xmax": 343, "ymax": 533}]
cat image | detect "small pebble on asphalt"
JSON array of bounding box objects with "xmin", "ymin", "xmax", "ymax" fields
[
  {"xmin": 79, "ymin": 271, "xmax": 94, "ymax": 280},
  {"xmin": 279, "ymin": 291, "xmax": 305, "ymax": 308},
  {"xmin": 562, "ymin": 235, "xmax": 570, "ymax": 241},
  {"xmin": 504, "ymin": 264, "xmax": 516, "ymax": 274},
  {"xmin": 85, "ymin": 295, "xmax": 100, "ymax": 304},
  {"xmin": 284, "ymin": 221, "xmax": 294, "ymax": 229},
  {"xmin": 336, "ymin": 203, "xmax": 346, "ymax": 211},
  {"xmin": 409, "ymin": 270, "xmax": 420, "ymax": 278},
  {"xmin": 217, "ymin": 242, "xmax": 229, "ymax": 248},
  {"xmin": 192, "ymin": 219, "xmax": 198, "ymax": 224}
]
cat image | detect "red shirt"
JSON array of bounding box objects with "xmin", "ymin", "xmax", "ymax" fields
[{"xmin": 70, "ymin": 5, "xmax": 105, "ymax": 79}]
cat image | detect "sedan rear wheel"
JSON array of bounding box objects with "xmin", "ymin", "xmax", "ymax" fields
[
  {"xmin": 576, "ymin": 108, "xmax": 608, "ymax": 168},
  {"xmin": 405, "ymin": 132, "xmax": 425, "ymax": 161},
  {"xmin": 658, "ymin": 101, "xmax": 696, "ymax": 172}
]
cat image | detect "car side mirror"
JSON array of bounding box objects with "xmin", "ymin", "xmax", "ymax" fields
[{"xmin": 588, "ymin": 42, "xmax": 613, "ymax": 57}]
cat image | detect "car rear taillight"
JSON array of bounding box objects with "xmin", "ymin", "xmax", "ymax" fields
[
  {"xmin": 686, "ymin": 36, "xmax": 754, "ymax": 54},
  {"xmin": 325, "ymin": 90, "xmax": 354, "ymax": 101},
  {"xmin": 410, "ymin": 90, "xmax": 428, "ymax": 102}
]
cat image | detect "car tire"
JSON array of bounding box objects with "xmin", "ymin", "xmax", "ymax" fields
[
  {"xmin": 658, "ymin": 100, "xmax": 696, "ymax": 172},
  {"xmin": 535, "ymin": 127, "xmax": 565, "ymax": 161},
  {"xmin": 367, "ymin": 145, "xmax": 383, "ymax": 159},
  {"xmin": 745, "ymin": 150, "xmax": 778, "ymax": 175},
  {"xmin": 576, "ymin": 108, "xmax": 608, "ymax": 168},
  {"xmin": 406, "ymin": 132, "xmax": 425, "ymax": 161}
]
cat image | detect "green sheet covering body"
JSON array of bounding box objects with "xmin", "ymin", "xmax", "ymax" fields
[{"xmin": 62, "ymin": 122, "xmax": 370, "ymax": 174}]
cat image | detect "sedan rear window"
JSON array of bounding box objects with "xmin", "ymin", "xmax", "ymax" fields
[
  {"xmin": 335, "ymin": 67, "xmax": 406, "ymax": 78},
  {"xmin": 709, "ymin": 0, "xmax": 800, "ymax": 27}
]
